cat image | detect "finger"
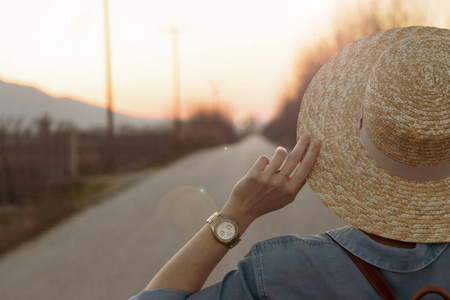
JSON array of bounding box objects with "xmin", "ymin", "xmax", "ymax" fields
[
  {"xmin": 265, "ymin": 147, "xmax": 288, "ymax": 174},
  {"xmin": 248, "ymin": 155, "xmax": 270, "ymax": 173},
  {"xmin": 279, "ymin": 133, "xmax": 311, "ymax": 175},
  {"xmin": 292, "ymin": 138, "xmax": 321, "ymax": 183}
]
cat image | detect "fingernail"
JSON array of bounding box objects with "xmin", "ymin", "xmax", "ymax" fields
[
  {"xmin": 301, "ymin": 133, "xmax": 311, "ymax": 141},
  {"xmin": 313, "ymin": 139, "xmax": 322, "ymax": 147}
]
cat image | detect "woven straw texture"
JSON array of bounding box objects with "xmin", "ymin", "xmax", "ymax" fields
[{"xmin": 297, "ymin": 26, "xmax": 449, "ymax": 243}]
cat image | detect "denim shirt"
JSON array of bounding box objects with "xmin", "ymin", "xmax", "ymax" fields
[{"xmin": 130, "ymin": 226, "xmax": 449, "ymax": 299}]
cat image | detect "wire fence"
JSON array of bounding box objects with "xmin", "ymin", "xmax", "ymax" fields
[
  {"xmin": 0, "ymin": 109, "xmax": 245, "ymax": 206},
  {"xmin": 0, "ymin": 127, "xmax": 171, "ymax": 206}
]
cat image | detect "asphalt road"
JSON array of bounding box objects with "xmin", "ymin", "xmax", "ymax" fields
[{"xmin": 0, "ymin": 135, "xmax": 346, "ymax": 300}]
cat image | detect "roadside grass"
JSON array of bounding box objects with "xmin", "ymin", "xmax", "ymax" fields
[
  {"xmin": 0, "ymin": 138, "xmax": 242, "ymax": 257},
  {"xmin": 0, "ymin": 147, "xmax": 204, "ymax": 257},
  {"xmin": 0, "ymin": 172, "xmax": 146, "ymax": 257}
]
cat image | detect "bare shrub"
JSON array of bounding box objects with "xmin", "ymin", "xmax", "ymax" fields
[{"xmin": 264, "ymin": 0, "xmax": 446, "ymax": 148}]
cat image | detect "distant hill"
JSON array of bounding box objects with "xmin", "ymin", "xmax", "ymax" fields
[{"xmin": 0, "ymin": 80, "xmax": 169, "ymax": 130}]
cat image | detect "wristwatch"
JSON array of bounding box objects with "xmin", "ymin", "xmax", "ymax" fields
[{"xmin": 206, "ymin": 212, "xmax": 241, "ymax": 249}]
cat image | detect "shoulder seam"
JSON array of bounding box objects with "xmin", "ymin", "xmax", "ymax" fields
[{"xmin": 254, "ymin": 234, "xmax": 339, "ymax": 249}]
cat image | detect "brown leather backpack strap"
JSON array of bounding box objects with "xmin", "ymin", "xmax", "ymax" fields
[
  {"xmin": 326, "ymin": 233, "xmax": 397, "ymax": 300},
  {"xmin": 410, "ymin": 285, "xmax": 450, "ymax": 300}
]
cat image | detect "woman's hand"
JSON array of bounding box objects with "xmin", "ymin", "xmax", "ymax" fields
[
  {"xmin": 220, "ymin": 133, "xmax": 321, "ymax": 230},
  {"xmin": 144, "ymin": 133, "xmax": 321, "ymax": 294}
]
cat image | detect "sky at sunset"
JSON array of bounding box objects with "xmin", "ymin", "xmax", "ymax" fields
[
  {"xmin": 1, "ymin": 0, "xmax": 448, "ymax": 124},
  {"xmin": 0, "ymin": 0, "xmax": 335, "ymax": 124}
]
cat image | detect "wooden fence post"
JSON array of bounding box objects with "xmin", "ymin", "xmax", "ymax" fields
[
  {"xmin": 68, "ymin": 131, "xmax": 79, "ymax": 178},
  {"xmin": 38, "ymin": 115, "xmax": 51, "ymax": 188},
  {"xmin": 0, "ymin": 129, "xmax": 9, "ymax": 205}
]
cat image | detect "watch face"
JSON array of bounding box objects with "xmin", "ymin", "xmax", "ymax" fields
[{"xmin": 216, "ymin": 220, "xmax": 237, "ymax": 242}]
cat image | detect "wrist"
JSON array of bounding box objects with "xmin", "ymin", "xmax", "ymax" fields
[{"xmin": 219, "ymin": 204, "xmax": 255, "ymax": 235}]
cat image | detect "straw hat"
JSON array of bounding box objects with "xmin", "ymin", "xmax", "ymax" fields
[{"xmin": 297, "ymin": 26, "xmax": 449, "ymax": 243}]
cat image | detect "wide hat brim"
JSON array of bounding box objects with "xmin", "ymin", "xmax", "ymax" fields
[{"xmin": 297, "ymin": 26, "xmax": 449, "ymax": 243}]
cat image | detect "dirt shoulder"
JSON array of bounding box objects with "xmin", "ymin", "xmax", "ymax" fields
[{"xmin": 0, "ymin": 168, "xmax": 153, "ymax": 257}]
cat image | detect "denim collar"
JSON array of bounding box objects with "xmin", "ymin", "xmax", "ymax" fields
[{"xmin": 327, "ymin": 226, "xmax": 448, "ymax": 273}]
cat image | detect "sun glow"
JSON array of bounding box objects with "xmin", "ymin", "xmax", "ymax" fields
[{"xmin": 0, "ymin": 0, "xmax": 334, "ymax": 122}]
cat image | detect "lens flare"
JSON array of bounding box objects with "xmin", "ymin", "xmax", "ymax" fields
[{"xmin": 155, "ymin": 186, "xmax": 218, "ymax": 233}]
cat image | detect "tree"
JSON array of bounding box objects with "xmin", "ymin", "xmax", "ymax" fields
[{"xmin": 263, "ymin": 0, "xmax": 444, "ymax": 148}]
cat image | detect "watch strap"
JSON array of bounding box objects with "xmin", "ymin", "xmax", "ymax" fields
[
  {"xmin": 206, "ymin": 212, "xmax": 221, "ymax": 227},
  {"xmin": 225, "ymin": 235, "xmax": 241, "ymax": 249}
]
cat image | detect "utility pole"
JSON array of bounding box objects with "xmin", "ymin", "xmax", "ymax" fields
[
  {"xmin": 103, "ymin": 0, "xmax": 115, "ymax": 171},
  {"xmin": 163, "ymin": 27, "xmax": 187, "ymax": 148}
]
